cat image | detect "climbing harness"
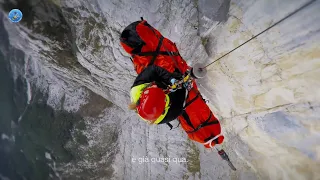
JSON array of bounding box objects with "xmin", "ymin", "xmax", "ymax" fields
[{"xmin": 166, "ymin": 73, "xmax": 193, "ymax": 92}]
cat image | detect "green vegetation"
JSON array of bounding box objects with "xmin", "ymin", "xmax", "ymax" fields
[
  {"xmin": 50, "ymin": 0, "xmax": 61, "ymax": 7},
  {"xmin": 186, "ymin": 140, "xmax": 201, "ymax": 178},
  {"xmin": 84, "ymin": 19, "xmax": 93, "ymax": 41},
  {"xmin": 82, "ymin": 14, "xmax": 106, "ymax": 54},
  {"xmin": 78, "ymin": 89, "xmax": 113, "ymax": 117},
  {"xmin": 93, "ymin": 36, "xmax": 103, "ymax": 54},
  {"xmin": 193, "ymin": 0, "xmax": 199, "ymax": 8},
  {"xmin": 201, "ymin": 37, "xmax": 209, "ymax": 46},
  {"xmin": 183, "ymin": 174, "xmax": 189, "ymax": 180},
  {"xmin": 74, "ymin": 130, "xmax": 88, "ymax": 145}
]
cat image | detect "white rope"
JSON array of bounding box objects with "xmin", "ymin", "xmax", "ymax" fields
[
  {"xmin": 182, "ymin": 88, "xmax": 189, "ymax": 108},
  {"xmin": 203, "ymin": 134, "xmax": 222, "ymax": 148}
]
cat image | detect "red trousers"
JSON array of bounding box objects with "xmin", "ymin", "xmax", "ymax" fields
[{"xmin": 178, "ymin": 82, "xmax": 224, "ymax": 148}]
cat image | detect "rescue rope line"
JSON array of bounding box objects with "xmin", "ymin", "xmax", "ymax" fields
[{"xmin": 203, "ymin": 0, "xmax": 316, "ymax": 69}]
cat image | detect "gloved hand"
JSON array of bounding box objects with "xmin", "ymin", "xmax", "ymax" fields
[
  {"xmin": 183, "ymin": 80, "xmax": 193, "ymax": 90},
  {"xmin": 170, "ymin": 78, "xmax": 177, "ymax": 85},
  {"xmin": 169, "ymin": 78, "xmax": 178, "ymax": 92}
]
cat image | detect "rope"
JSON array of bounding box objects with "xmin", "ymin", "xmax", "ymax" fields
[{"xmin": 203, "ymin": 0, "xmax": 316, "ymax": 69}]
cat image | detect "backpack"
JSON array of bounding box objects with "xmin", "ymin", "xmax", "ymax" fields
[{"xmin": 120, "ymin": 18, "xmax": 190, "ymax": 75}]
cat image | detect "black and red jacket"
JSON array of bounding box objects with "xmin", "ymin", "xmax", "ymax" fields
[{"xmin": 131, "ymin": 65, "xmax": 186, "ymax": 124}]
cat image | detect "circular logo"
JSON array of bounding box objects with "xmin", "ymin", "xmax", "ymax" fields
[{"xmin": 8, "ymin": 9, "xmax": 23, "ymax": 23}]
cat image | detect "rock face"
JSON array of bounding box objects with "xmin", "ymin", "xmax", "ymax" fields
[
  {"xmin": 197, "ymin": 0, "xmax": 320, "ymax": 179},
  {"xmin": 0, "ymin": 0, "xmax": 319, "ymax": 180}
]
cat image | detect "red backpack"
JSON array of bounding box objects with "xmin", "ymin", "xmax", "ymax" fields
[{"xmin": 120, "ymin": 18, "xmax": 189, "ymax": 75}]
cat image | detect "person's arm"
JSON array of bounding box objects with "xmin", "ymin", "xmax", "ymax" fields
[
  {"xmin": 132, "ymin": 65, "xmax": 181, "ymax": 87},
  {"xmin": 129, "ymin": 65, "xmax": 173, "ymax": 107}
]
